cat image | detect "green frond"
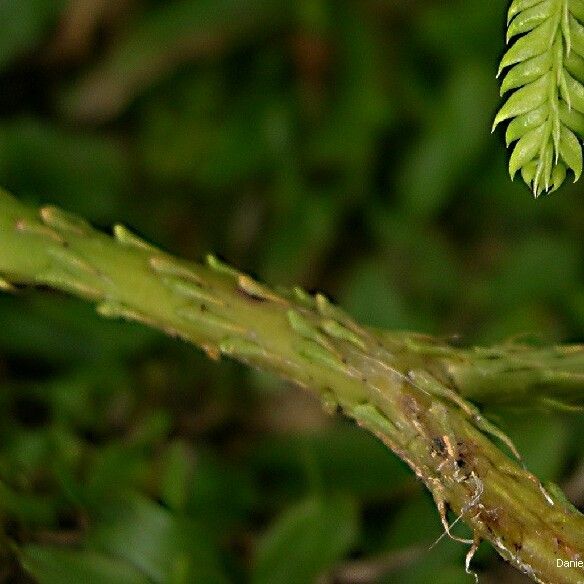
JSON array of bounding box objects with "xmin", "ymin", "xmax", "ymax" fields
[{"xmin": 495, "ymin": 0, "xmax": 584, "ymax": 197}]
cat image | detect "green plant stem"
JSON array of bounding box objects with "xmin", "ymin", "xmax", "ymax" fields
[
  {"xmin": 0, "ymin": 189, "xmax": 584, "ymax": 583},
  {"xmin": 376, "ymin": 331, "xmax": 584, "ymax": 411}
]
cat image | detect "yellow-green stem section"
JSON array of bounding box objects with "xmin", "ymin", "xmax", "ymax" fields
[{"xmin": 0, "ymin": 189, "xmax": 583, "ymax": 583}]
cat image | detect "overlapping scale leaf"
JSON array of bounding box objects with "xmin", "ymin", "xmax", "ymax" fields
[{"xmin": 494, "ymin": 0, "xmax": 584, "ymax": 196}]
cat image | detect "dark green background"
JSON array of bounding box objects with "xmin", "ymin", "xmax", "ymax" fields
[{"xmin": 0, "ymin": 1, "xmax": 582, "ymax": 582}]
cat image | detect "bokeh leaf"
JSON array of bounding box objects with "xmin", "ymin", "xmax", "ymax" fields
[
  {"xmin": 60, "ymin": 0, "xmax": 293, "ymax": 122},
  {"xmin": 252, "ymin": 493, "xmax": 358, "ymax": 584},
  {"xmin": 21, "ymin": 546, "xmax": 149, "ymax": 584},
  {"xmin": 250, "ymin": 426, "xmax": 410, "ymax": 501},
  {"xmin": 88, "ymin": 494, "xmax": 230, "ymax": 584},
  {"xmin": 0, "ymin": 1, "xmax": 64, "ymax": 72},
  {"xmin": 0, "ymin": 118, "xmax": 128, "ymax": 220}
]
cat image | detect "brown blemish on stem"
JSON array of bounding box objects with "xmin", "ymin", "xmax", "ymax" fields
[{"xmin": 432, "ymin": 436, "xmax": 447, "ymax": 457}]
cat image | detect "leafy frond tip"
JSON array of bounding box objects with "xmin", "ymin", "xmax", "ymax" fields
[{"xmin": 494, "ymin": 0, "xmax": 584, "ymax": 197}]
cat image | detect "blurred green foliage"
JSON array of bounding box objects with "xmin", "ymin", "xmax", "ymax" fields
[{"xmin": 0, "ymin": 1, "xmax": 583, "ymax": 582}]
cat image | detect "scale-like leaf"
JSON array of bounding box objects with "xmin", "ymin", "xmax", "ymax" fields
[{"xmin": 495, "ymin": 0, "xmax": 584, "ymax": 196}]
